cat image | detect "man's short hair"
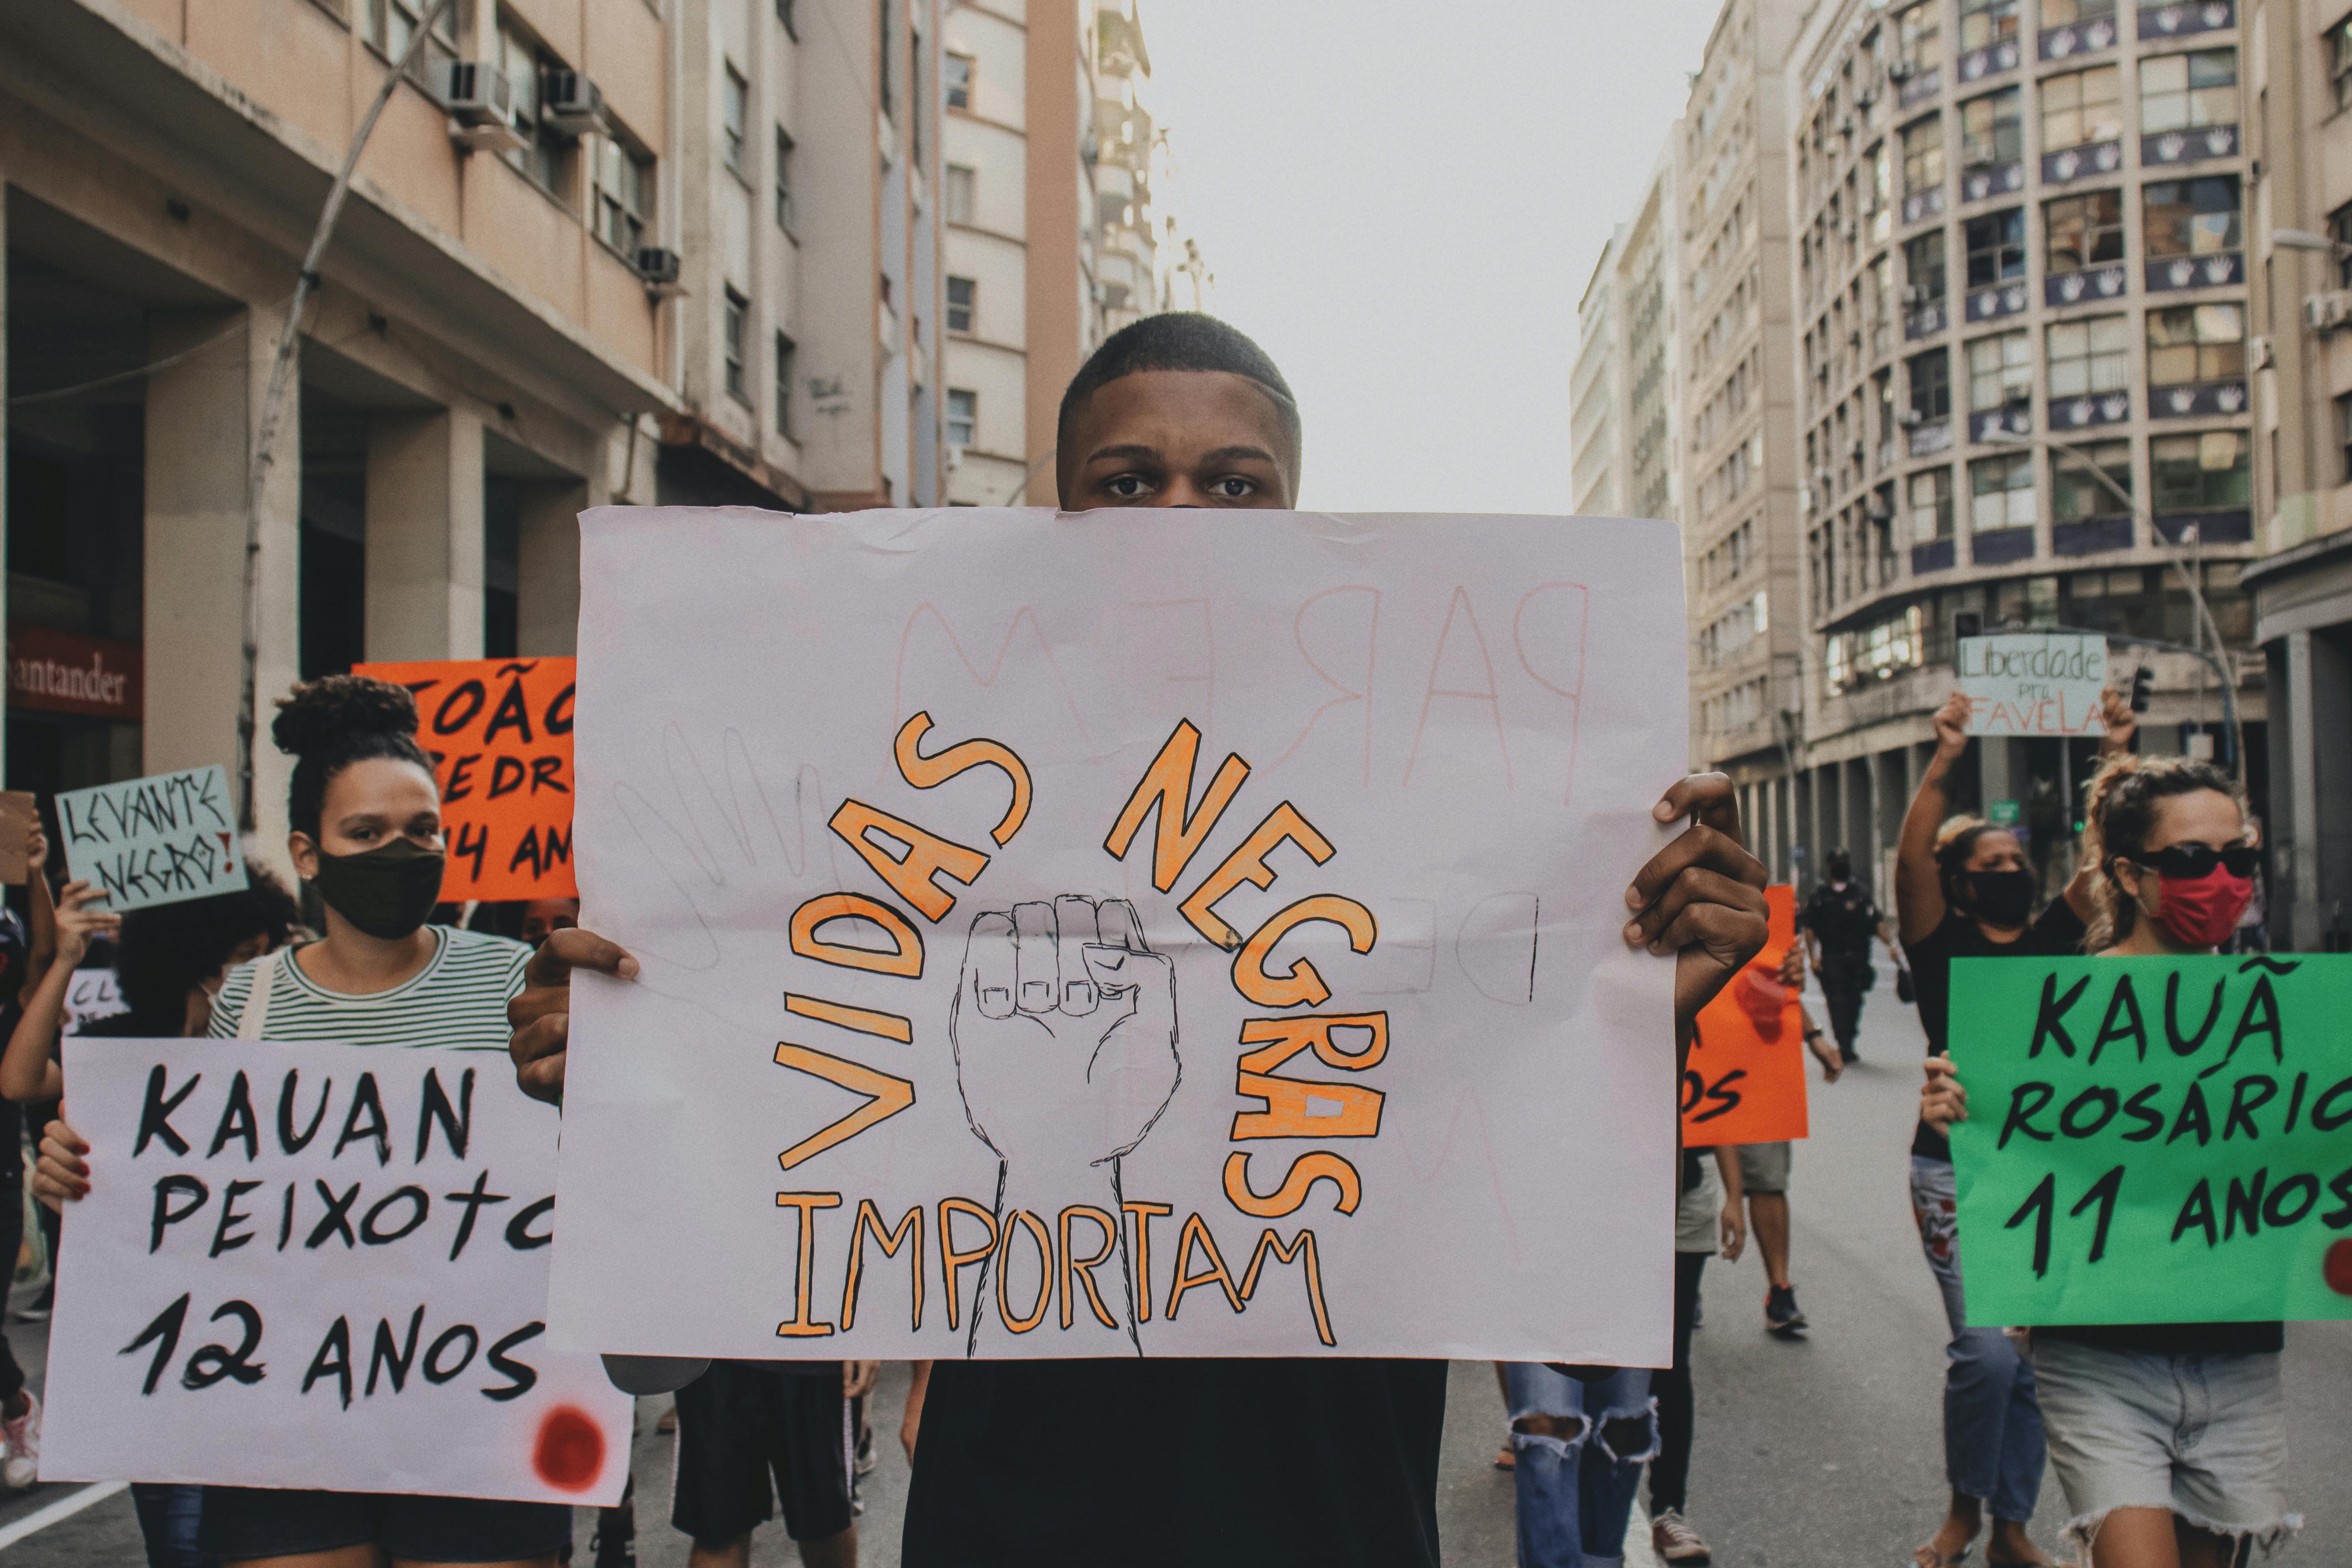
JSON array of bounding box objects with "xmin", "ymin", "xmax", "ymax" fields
[{"xmin": 1055, "ymin": 313, "xmax": 1303, "ymax": 467}]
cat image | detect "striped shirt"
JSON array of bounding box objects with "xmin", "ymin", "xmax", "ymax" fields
[{"xmin": 208, "ymin": 926, "xmax": 530, "ymax": 1052}]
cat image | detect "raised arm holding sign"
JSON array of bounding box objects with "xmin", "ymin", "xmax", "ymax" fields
[{"xmin": 1924, "ymin": 751, "xmax": 2313, "ymax": 1566}]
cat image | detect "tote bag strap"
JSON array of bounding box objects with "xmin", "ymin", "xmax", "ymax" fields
[{"xmin": 234, "ymin": 948, "xmax": 288, "ymax": 1040}]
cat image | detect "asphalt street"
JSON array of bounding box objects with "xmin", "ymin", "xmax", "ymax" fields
[{"xmin": 4, "ymin": 959, "xmax": 2346, "ymax": 1565}]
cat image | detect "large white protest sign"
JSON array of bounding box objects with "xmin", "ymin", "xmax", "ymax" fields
[
  {"xmin": 1957, "ymin": 633, "xmax": 2109, "ymax": 737},
  {"xmin": 56, "ymin": 766, "xmax": 247, "ymax": 911},
  {"xmin": 551, "ymin": 507, "xmax": 1688, "ymax": 1367},
  {"xmin": 43, "ymin": 1038, "xmax": 632, "ymax": 1505}
]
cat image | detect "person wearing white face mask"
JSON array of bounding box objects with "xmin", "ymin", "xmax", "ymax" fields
[{"xmin": 1922, "ymin": 754, "xmax": 2297, "ymax": 1568}]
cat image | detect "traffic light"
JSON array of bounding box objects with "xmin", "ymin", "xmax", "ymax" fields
[{"xmin": 2129, "ymin": 665, "xmax": 2153, "ymax": 713}]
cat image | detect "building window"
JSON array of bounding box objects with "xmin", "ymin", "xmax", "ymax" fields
[
  {"xmin": 2143, "ymin": 174, "xmax": 2240, "ymax": 256},
  {"xmin": 910, "ymin": 25, "xmax": 925, "ymax": 167},
  {"xmin": 877, "ymin": 0, "xmax": 894, "ymax": 117},
  {"xmin": 1905, "ymin": 230, "xmax": 1947, "ymax": 301},
  {"xmin": 2140, "ymin": 48, "xmax": 2238, "ymax": 135},
  {"xmin": 1910, "ymin": 466, "xmax": 1955, "ymax": 542},
  {"xmin": 2042, "ymin": 65, "xmax": 2121, "ymax": 150},
  {"xmin": 1901, "ymin": 114, "xmax": 1944, "ymax": 195},
  {"xmin": 1959, "ymin": 88, "xmax": 2022, "ymax": 168},
  {"xmin": 774, "ymin": 127, "xmax": 795, "ymax": 230},
  {"xmin": 2044, "ymin": 0, "xmax": 2114, "ymax": 20},
  {"xmin": 1898, "ymin": 2, "xmax": 1942, "ymax": 70},
  {"xmin": 2338, "ymin": 391, "xmax": 2352, "ymax": 482},
  {"xmin": 944, "ymin": 163, "xmax": 976, "ymax": 225},
  {"xmin": 496, "ymin": 24, "xmax": 572, "ymax": 197},
  {"xmin": 1958, "ymin": 0, "xmax": 2018, "ymax": 49},
  {"xmin": 593, "ymin": 135, "xmax": 651, "ymax": 256},
  {"xmin": 722, "ymin": 65, "xmax": 748, "ymax": 175},
  {"xmin": 2151, "ymin": 430, "xmax": 2250, "ymax": 511},
  {"xmin": 724, "ymin": 288, "xmax": 750, "ymax": 405},
  {"xmin": 2146, "ymin": 302, "xmax": 2245, "ymax": 386},
  {"xmin": 1908, "ymin": 347, "xmax": 1952, "ymax": 420},
  {"xmin": 777, "ymin": 0, "xmax": 797, "ymax": 39},
  {"xmin": 1964, "ymin": 208, "xmax": 2027, "ymax": 286},
  {"xmin": 946, "ymin": 275, "xmax": 976, "ymax": 334},
  {"xmin": 946, "ymin": 388, "xmax": 977, "ymax": 448},
  {"xmin": 2047, "ymin": 315, "xmax": 2130, "ymax": 397},
  {"xmin": 944, "ymin": 51, "xmax": 973, "ymax": 110},
  {"xmin": 2331, "ymin": 202, "xmax": 2352, "ymax": 289},
  {"xmin": 1966, "ymin": 328, "xmax": 2033, "ymax": 412},
  {"xmin": 368, "ymin": 0, "xmax": 456, "ymax": 63},
  {"xmin": 774, "ymin": 332, "xmax": 796, "ymax": 439},
  {"xmin": 1969, "ymin": 452, "xmax": 2037, "ymax": 534},
  {"xmin": 2334, "ymin": 12, "xmax": 2352, "ymax": 111},
  {"xmin": 2045, "ymin": 190, "xmax": 2124, "ymax": 274},
  {"xmin": 2051, "ymin": 439, "xmax": 2133, "ymax": 521},
  {"xmin": 1826, "ymin": 604, "xmax": 1926, "ymax": 695}
]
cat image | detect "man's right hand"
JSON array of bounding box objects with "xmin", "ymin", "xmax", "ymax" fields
[{"xmin": 507, "ymin": 927, "xmax": 638, "ymax": 1106}]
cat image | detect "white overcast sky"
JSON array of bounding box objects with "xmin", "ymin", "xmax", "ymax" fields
[{"xmin": 1145, "ymin": 0, "xmax": 1729, "ymax": 514}]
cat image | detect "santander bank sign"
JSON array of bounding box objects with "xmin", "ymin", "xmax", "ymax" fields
[{"xmin": 7, "ymin": 626, "xmax": 143, "ymax": 721}]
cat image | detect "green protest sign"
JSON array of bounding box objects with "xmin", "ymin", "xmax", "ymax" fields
[{"xmin": 1949, "ymin": 953, "xmax": 2352, "ymax": 1325}]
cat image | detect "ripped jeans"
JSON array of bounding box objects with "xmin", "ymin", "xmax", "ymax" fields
[{"xmin": 1504, "ymin": 1363, "xmax": 1658, "ymax": 1568}]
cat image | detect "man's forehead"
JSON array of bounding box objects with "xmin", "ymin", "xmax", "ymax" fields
[{"xmin": 1075, "ymin": 369, "xmax": 1291, "ymax": 441}]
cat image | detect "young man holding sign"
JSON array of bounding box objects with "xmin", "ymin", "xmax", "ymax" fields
[
  {"xmin": 1922, "ymin": 753, "xmax": 2299, "ymax": 1568},
  {"xmin": 505, "ymin": 315, "xmax": 1773, "ymax": 1566}
]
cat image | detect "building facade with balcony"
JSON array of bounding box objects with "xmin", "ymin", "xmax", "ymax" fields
[
  {"xmin": 1780, "ymin": 0, "xmax": 2267, "ymax": 899},
  {"xmin": 2240, "ymin": 0, "xmax": 2352, "ymax": 950},
  {"xmin": 0, "ymin": 0, "xmax": 942, "ymax": 879},
  {"xmin": 1680, "ymin": 0, "xmax": 1809, "ymax": 877}
]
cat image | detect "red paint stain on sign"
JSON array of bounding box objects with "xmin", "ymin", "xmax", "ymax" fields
[
  {"xmin": 2325, "ymin": 1239, "xmax": 2352, "ymax": 1299},
  {"xmin": 532, "ymin": 1405, "xmax": 606, "ymax": 1492}
]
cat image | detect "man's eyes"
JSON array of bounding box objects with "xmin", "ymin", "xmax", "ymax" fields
[
  {"xmin": 1102, "ymin": 474, "xmax": 1153, "ymax": 498},
  {"xmin": 1208, "ymin": 476, "xmax": 1257, "ymax": 499}
]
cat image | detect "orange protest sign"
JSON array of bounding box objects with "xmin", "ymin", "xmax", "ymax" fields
[
  {"xmin": 1680, "ymin": 884, "xmax": 1806, "ymax": 1147},
  {"xmin": 352, "ymin": 658, "xmax": 576, "ymax": 902}
]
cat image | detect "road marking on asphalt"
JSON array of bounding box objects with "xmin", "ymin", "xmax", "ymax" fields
[{"xmin": 0, "ymin": 1480, "xmax": 129, "ymax": 1551}]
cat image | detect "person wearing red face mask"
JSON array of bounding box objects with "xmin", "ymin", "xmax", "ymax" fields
[{"xmin": 1922, "ymin": 753, "xmax": 2292, "ymax": 1568}]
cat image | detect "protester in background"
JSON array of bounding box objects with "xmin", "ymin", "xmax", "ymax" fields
[
  {"xmin": 1648, "ymin": 1146, "xmax": 1746, "ymax": 1564},
  {"xmin": 1894, "ymin": 688, "xmax": 2129, "ymax": 1568},
  {"xmin": 667, "ymin": 1358, "xmax": 875, "ymax": 1568},
  {"xmin": 502, "ymin": 313, "xmax": 1774, "ymax": 1568},
  {"xmin": 518, "ymin": 898, "xmax": 578, "ymax": 949},
  {"xmin": 36, "ymin": 674, "xmax": 561, "ymax": 1568},
  {"xmin": 1797, "ymin": 849, "xmax": 1896, "ymax": 1064},
  {"xmin": 1726, "ymin": 949, "xmax": 1847, "ymax": 1341},
  {"xmin": 2, "ymin": 873, "xmax": 300, "ymax": 1100},
  {"xmin": 0, "ymin": 867, "xmax": 44, "ymax": 1494},
  {"xmin": 1922, "ymin": 754, "xmax": 2293, "ymax": 1568}
]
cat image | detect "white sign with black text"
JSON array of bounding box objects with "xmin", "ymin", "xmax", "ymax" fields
[{"xmin": 41, "ymin": 1037, "xmax": 631, "ymax": 1505}]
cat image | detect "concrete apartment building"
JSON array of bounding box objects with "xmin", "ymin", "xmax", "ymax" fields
[
  {"xmin": 1680, "ymin": 0, "xmax": 1808, "ymax": 878},
  {"xmin": 1774, "ymin": 0, "xmax": 2268, "ymax": 901},
  {"xmin": 937, "ymin": 0, "xmax": 1196, "ymax": 508},
  {"xmin": 0, "ymin": 0, "xmax": 941, "ymax": 873},
  {"xmin": 2242, "ymin": 0, "xmax": 2352, "ymax": 950}
]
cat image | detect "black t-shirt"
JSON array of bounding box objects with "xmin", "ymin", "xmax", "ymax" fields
[
  {"xmin": 1799, "ymin": 881, "xmax": 1881, "ymax": 957},
  {"xmin": 1908, "ymin": 900, "xmax": 2086, "ymax": 1161},
  {"xmin": 901, "ymin": 1357, "xmax": 1448, "ymax": 1568},
  {"xmin": 2039, "ymin": 1321, "xmax": 2284, "ymax": 1356}
]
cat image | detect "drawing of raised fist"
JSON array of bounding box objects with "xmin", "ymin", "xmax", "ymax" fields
[{"xmin": 950, "ymin": 897, "xmax": 1181, "ymax": 1199}]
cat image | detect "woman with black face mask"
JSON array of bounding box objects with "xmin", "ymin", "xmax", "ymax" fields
[
  {"xmin": 36, "ymin": 676, "xmax": 563, "ymax": 1568},
  {"xmin": 1893, "ymin": 687, "xmax": 2129, "ymax": 1568}
]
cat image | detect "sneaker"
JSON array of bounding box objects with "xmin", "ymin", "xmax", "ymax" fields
[
  {"xmin": 1651, "ymin": 1507, "xmax": 1712, "ymax": 1564},
  {"xmin": 15, "ymin": 1284, "xmax": 51, "ymax": 1323},
  {"xmin": 854, "ymin": 1421, "xmax": 877, "ymax": 1477},
  {"xmin": 2, "ymin": 1390, "xmax": 40, "ymax": 1490},
  {"xmin": 1765, "ymin": 1283, "xmax": 1808, "ymax": 1336}
]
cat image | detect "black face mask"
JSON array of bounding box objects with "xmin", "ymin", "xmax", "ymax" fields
[
  {"xmin": 311, "ymin": 837, "xmax": 447, "ymax": 940},
  {"xmin": 1967, "ymin": 868, "xmax": 2037, "ymax": 928}
]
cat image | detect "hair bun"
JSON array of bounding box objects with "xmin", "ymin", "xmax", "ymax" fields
[{"xmin": 271, "ymin": 675, "xmax": 420, "ymax": 758}]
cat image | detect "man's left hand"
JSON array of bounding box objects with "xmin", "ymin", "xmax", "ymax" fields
[{"xmin": 1626, "ymin": 773, "xmax": 1769, "ymax": 1036}]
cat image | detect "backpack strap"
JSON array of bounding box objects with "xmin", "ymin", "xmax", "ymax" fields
[{"xmin": 234, "ymin": 948, "xmax": 288, "ymax": 1040}]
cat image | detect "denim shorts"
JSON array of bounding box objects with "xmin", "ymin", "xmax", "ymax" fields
[
  {"xmin": 196, "ymin": 1486, "xmax": 572, "ymax": 1563},
  {"xmin": 2031, "ymin": 1335, "xmax": 2300, "ymax": 1559}
]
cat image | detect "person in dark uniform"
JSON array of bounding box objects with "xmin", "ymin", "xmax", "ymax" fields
[{"xmin": 1796, "ymin": 850, "xmax": 1894, "ymax": 1064}]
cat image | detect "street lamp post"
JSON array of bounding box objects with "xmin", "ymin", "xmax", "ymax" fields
[{"xmin": 1980, "ymin": 426, "xmax": 2245, "ymax": 778}]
